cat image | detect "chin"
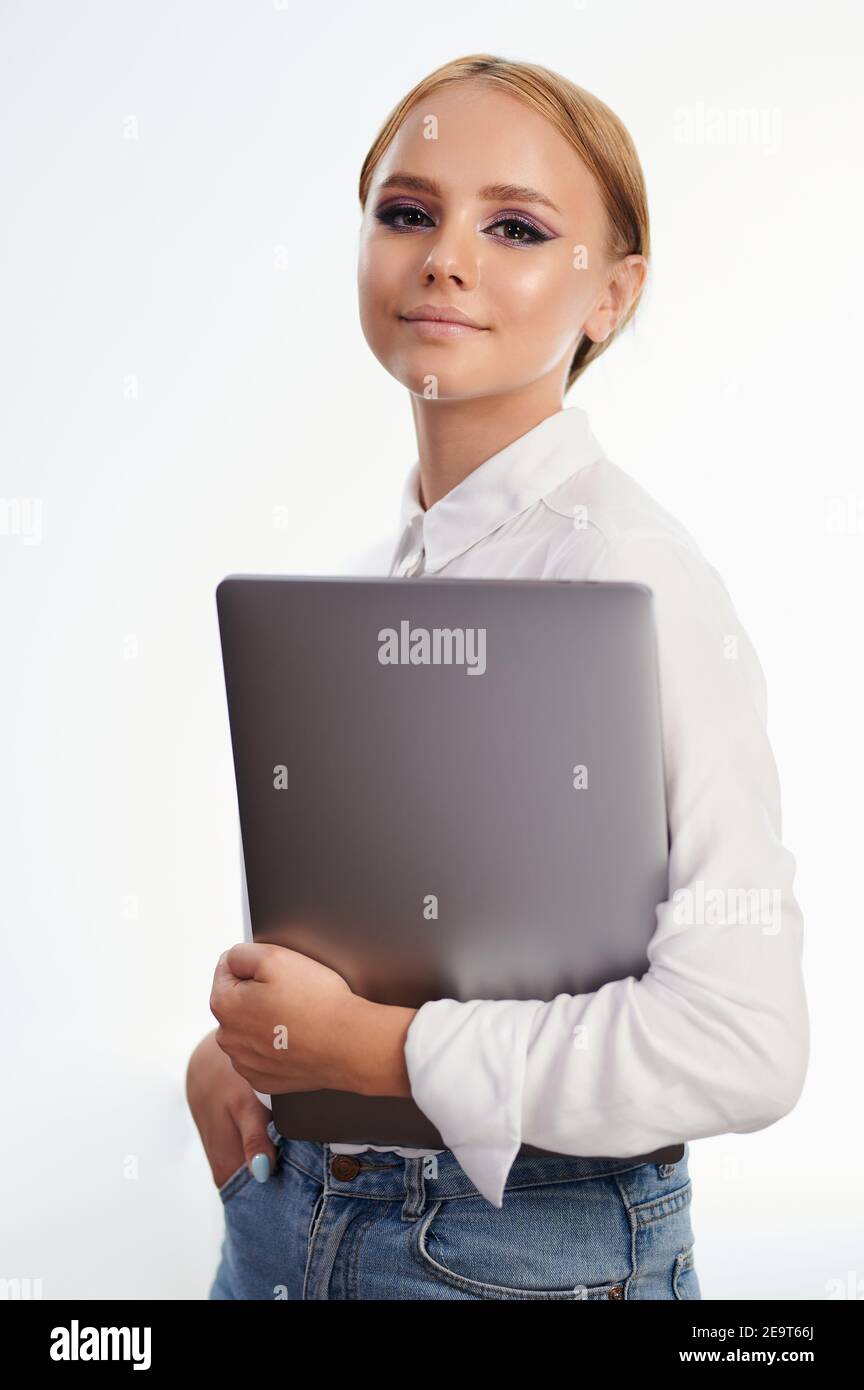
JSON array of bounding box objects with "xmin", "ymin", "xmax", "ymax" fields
[
  {"xmin": 387, "ymin": 354, "xmax": 487, "ymax": 398},
  {"xmin": 402, "ymin": 372, "xmax": 484, "ymax": 400}
]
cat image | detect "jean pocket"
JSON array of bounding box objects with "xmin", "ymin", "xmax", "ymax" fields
[
  {"xmin": 218, "ymin": 1125, "xmax": 285, "ymax": 1204},
  {"xmin": 217, "ymin": 1159, "xmax": 254, "ymax": 1204},
  {"xmin": 626, "ymin": 1174, "xmax": 699, "ymax": 1299},
  {"xmin": 410, "ymin": 1180, "xmax": 632, "ymax": 1301},
  {"xmin": 673, "ymin": 1243, "xmax": 702, "ymax": 1300}
]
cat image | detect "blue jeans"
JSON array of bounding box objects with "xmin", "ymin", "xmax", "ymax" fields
[{"xmin": 209, "ymin": 1119, "xmax": 700, "ymax": 1301}]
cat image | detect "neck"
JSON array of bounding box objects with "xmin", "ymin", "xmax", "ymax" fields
[{"xmin": 409, "ymin": 389, "xmax": 565, "ymax": 510}]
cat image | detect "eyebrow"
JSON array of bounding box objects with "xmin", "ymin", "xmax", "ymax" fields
[{"xmin": 376, "ymin": 172, "xmax": 563, "ymax": 216}]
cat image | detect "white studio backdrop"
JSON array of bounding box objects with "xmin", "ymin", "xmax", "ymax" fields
[{"xmin": 1, "ymin": 0, "xmax": 860, "ymax": 1300}]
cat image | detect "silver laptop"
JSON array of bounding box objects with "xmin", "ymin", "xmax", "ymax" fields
[{"xmin": 216, "ymin": 575, "xmax": 683, "ymax": 1164}]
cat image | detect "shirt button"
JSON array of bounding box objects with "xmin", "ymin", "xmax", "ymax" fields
[{"xmin": 330, "ymin": 1155, "xmax": 361, "ymax": 1181}]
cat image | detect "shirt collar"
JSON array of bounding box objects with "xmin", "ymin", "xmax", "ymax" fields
[{"xmin": 392, "ymin": 406, "xmax": 604, "ymax": 574}]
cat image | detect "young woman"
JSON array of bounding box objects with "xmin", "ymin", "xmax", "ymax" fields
[{"xmin": 187, "ymin": 53, "xmax": 809, "ymax": 1301}]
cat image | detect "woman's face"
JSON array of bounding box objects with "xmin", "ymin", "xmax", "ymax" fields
[{"xmin": 357, "ymin": 81, "xmax": 637, "ymax": 401}]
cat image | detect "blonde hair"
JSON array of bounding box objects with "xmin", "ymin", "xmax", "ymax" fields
[{"xmin": 358, "ymin": 53, "xmax": 650, "ymax": 393}]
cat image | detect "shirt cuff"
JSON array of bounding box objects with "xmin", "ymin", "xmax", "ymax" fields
[
  {"xmin": 403, "ymin": 996, "xmax": 543, "ymax": 1208},
  {"xmin": 254, "ymin": 1089, "xmax": 272, "ymax": 1110}
]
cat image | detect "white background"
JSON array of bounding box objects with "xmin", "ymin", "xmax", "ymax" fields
[{"xmin": 1, "ymin": 0, "xmax": 861, "ymax": 1300}]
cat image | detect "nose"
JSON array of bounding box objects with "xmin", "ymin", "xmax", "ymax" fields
[{"xmin": 420, "ymin": 218, "xmax": 480, "ymax": 290}]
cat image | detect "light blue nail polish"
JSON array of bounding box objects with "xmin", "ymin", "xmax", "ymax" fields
[{"xmin": 251, "ymin": 1152, "xmax": 271, "ymax": 1183}]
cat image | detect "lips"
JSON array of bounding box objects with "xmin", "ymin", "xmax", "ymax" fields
[{"xmin": 401, "ymin": 304, "xmax": 487, "ymax": 330}]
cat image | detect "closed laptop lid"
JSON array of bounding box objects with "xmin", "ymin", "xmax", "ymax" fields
[{"xmin": 216, "ymin": 574, "xmax": 668, "ymax": 1147}]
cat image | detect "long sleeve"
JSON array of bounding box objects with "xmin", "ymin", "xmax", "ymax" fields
[
  {"xmin": 403, "ymin": 534, "xmax": 810, "ymax": 1208},
  {"xmin": 239, "ymin": 822, "xmax": 273, "ymax": 1113}
]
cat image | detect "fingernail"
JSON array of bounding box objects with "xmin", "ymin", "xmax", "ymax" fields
[{"xmin": 251, "ymin": 1152, "xmax": 271, "ymax": 1183}]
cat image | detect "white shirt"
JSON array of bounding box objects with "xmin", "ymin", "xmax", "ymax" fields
[{"xmin": 242, "ymin": 404, "xmax": 809, "ymax": 1209}]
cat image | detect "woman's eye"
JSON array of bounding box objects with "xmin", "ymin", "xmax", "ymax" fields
[
  {"xmin": 485, "ymin": 215, "xmax": 551, "ymax": 246},
  {"xmin": 375, "ymin": 203, "xmax": 434, "ymax": 231}
]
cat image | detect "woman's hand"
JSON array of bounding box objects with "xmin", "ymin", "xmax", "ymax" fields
[
  {"xmin": 185, "ymin": 1029, "xmax": 278, "ymax": 1189},
  {"xmin": 208, "ymin": 943, "xmax": 363, "ymax": 1096}
]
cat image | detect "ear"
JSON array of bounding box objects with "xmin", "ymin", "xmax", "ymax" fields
[{"xmin": 582, "ymin": 254, "xmax": 648, "ymax": 346}]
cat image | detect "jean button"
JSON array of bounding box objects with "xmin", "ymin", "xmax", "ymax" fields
[{"xmin": 330, "ymin": 1155, "xmax": 361, "ymax": 1181}]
